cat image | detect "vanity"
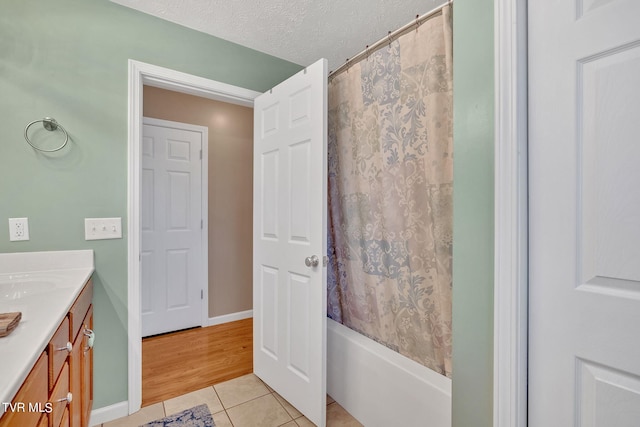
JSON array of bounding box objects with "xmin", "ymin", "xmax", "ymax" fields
[{"xmin": 0, "ymin": 251, "xmax": 95, "ymax": 427}]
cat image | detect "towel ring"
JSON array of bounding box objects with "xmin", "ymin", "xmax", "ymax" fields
[{"xmin": 24, "ymin": 117, "xmax": 69, "ymax": 152}]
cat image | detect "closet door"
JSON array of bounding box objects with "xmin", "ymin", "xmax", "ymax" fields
[
  {"xmin": 141, "ymin": 118, "xmax": 206, "ymax": 337},
  {"xmin": 253, "ymin": 58, "xmax": 328, "ymax": 427},
  {"xmin": 529, "ymin": 1, "xmax": 640, "ymax": 425}
]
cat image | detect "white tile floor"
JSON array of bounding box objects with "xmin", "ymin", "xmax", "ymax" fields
[{"xmin": 100, "ymin": 373, "xmax": 362, "ymax": 427}]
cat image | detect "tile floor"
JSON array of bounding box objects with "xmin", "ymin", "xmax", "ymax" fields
[{"xmin": 100, "ymin": 373, "xmax": 363, "ymax": 427}]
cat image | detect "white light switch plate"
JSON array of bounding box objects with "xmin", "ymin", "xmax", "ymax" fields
[
  {"xmin": 8, "ymin": 218, "xmax": 29, "ymax": 241},
  {"xmin": 85, "ymin": 218, "xmax": 122, "ymax": 240}
]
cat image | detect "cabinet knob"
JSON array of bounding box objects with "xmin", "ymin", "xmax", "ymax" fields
[
  {"xmin": 56, "ymin": 392, "xmax": 72, "ymax": 404},
  {"xmin": 56, "ymin": 342, "xmax": 72, "ymax": 353},
  {"xmin": 84, "ymin": 328, "xmax": 95, "ymax": 351}
]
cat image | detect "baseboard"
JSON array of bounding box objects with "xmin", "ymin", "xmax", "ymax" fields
[
  {"xmin": 90, "ymin": 401, "xmax": 129, "ymax": 426},
  {"xmin": 327, "ymin": 319, "xmax": 452, "ymax": 427},
  {"xmin": 206, "ymin": 309, "xmax": 253, "ymax": 326}
]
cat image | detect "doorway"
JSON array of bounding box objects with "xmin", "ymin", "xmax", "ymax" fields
[
  {"xmin": 127, "ymin": 60, "xmax": 261, "ymax": 413},
  {"xmin": 142, "ymin": 85, "xmax": 254, "ymax": 325},
  {"xmin": 140, "ymin": 86, "xmax": 255, "ymax": 403}
]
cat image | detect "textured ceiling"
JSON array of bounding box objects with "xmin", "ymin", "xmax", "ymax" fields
[{"xmin": 110, "ymin": 0, "xmax": 447, "ymax": 71}]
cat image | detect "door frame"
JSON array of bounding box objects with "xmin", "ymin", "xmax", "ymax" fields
[
  {"xmin": 127, "ymin": 59, "xmax": 260, "ymax": 413},
  {"xmin": 493, "ymin": 0, "xmax": 528, "ymax": 426},
  {"xmin": 141, "ymin": 116, "xmax": 209, "ymax": 337}
]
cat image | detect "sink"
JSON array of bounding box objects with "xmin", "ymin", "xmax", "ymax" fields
[{"xmin": 0, "ymin": 275, "xmax": 58, "ymax": 300}]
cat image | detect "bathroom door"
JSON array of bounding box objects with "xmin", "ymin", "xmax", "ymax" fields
[
  {"xmin": 253, "ymin": 58, "xmax": 328, "ymax": 427},
  {"xmin": 529, "ymin": 0, "xmax": 640, "ymax": 425},
  {"xmin": 141, "ymin": 118, "xmax": 206, "ymax": 337}
]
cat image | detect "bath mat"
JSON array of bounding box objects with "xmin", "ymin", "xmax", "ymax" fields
[{"xmin": 140, "ymin": 404, "xmax": 215, "ymax": 427}]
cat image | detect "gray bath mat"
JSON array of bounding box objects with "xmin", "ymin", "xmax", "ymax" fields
[{"xmin": 140, "ymin": 404, "xmax": 215, "ymax": 427}]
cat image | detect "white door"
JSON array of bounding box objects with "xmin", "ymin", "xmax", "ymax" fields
[
  {"xmin": 253, "ymin": 59, "xmax": 328, "ymax": 427},
  {"xmin": 141, "ymin": 117, "xmax": 206, "ymax": 338},
  {"xmin": 529, "ymin": 1, "xmax": 640, "ymax": 425}
]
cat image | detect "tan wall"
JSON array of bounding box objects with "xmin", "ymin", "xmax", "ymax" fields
[{"xmin": 143, "ymin": 85, "xmax": 253, "ymax": 318}]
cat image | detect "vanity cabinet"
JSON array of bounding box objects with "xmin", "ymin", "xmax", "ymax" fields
[{"xmin": 0, "ymin": 278, "xmax": 93, "ymax": 427}]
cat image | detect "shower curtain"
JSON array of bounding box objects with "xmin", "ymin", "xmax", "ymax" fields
[{"xmin": 327, "ymin": 4, "xmax": 453, "ymax": 377}]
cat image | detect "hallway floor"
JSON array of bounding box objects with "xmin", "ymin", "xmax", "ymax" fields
[
  {"xmin": 142, "ymin": 319, "xmax": 253, "ymax": 406},
  {"xmin": 102, "ymin": 373, "xmax": 362, "ymax": 427}
]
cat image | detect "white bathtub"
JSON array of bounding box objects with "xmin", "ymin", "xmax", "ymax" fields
[{"xmin": 327, "ymin": 318, "xmax": 452, "ymax": 426}]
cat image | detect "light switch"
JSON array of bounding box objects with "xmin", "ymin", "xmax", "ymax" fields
[{"xmin": 85, "ymin": 218, "xmax": 122, "ymax": 240}]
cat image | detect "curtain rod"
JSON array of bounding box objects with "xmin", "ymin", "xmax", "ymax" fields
[{"xmin": 329, "ymin": 0, "xmax": 452, "ymax": 79}]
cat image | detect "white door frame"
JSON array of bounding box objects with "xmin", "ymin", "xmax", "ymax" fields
[
  {"xmin": 141, "ymin": 116, "xmax": 209, "ymax": 337},
  {"xmin": 493, "ymin": 0, "xmax": 528, "ymax": 426},
  {"xmin": 127, "ymin": 59, "xmax": 260, "ymax": 414}
]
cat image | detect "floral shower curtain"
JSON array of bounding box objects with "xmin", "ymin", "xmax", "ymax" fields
[{"xmin": 327, "ymin": 4, "xmax": 453, "ymax": 377}]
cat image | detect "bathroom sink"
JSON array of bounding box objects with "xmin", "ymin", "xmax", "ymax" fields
[{"xmin": 0, "ymin": 275, "xmax": 57, "ymax": 300}]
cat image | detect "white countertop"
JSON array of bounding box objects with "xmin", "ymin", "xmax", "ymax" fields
[{"xmin": 0, "ymin": 250, "xmax": 94, "ymax": 414}]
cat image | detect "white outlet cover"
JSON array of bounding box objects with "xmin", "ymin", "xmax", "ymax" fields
[
  {"xmin": 85, "ymin": 217, "xmax": 122, "ymax": 240},
  {"xmin": 8, "ymin": 218, "xmax": 29, "ymax": 241}
]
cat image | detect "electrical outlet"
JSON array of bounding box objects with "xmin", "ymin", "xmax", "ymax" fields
[
  {"xmin": 84, "ymin": 218, "xmax": 122, "ymax": 240},
  {"xmin": 9, "ymin": 218, "xmax": 30, "ymax": 241}
]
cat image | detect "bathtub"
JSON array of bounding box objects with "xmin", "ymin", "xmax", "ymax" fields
[{"xmin": 327, "ymin": 318, "xmax": 452, "ymax": 426}]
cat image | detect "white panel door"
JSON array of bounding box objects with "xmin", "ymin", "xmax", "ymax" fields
[
  {"xmin": 141, "ymin": 117, "xmax": 205, "ymax": 338},
  {"xmin": 529, "ymin": 1, "xmax": 640, "ymax": 425},
  {"xmin": 253, "ymin": 59, "xmax": 328, "ymax": 427}
]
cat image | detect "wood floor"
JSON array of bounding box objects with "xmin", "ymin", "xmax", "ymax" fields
[{"xmin": 142, "ymin": 318, "xmax": 253, "ymax": 407}]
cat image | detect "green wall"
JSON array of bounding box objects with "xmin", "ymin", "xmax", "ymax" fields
[
  {"xmin": 452, "ymin": 0, "xmax": 494, "ymax": 426},
  {"xmin": 0, "ymin": 0, "xmax": 301, "ymax": 409}
]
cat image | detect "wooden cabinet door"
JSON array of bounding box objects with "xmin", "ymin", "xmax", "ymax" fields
[
  {"xmin": 0, "ymin": 352, "xmax": 48, "ymax": 427},
  {"xmin": 37, "ymin": 413, "xmax": 48, "ymax": 427},
  {"xmin": 49, "ymin": 362, "xmax": 70, "ymax": 427},
  {"xmin": 70, "ymin": 319, "xmax": 83, "ymax": 427},
  {"xmin": 48, "ymin": 317, "xmax": 70, "ymax": 392},
  {"xmin": 60, "ymin": 407, "xmax": 70, "ymax": 427},
  {"xmin": 81, "ymin": 306, "xmax": 93, "ymax": 427}
]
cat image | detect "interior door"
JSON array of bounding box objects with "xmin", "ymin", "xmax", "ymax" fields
[
  {"xmin": 253, "ymin": 58, "xmax": 328, "ymax": 427},
  {"xmin": 141, "ymin": 117, "xmax": 205, "ymax": 337},
  {"xmin": 529, "ymin": 1, "xmax": 640, "ymax": 425}
]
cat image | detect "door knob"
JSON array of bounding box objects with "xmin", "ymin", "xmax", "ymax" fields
[{"xmin": 305, "ymin": 255, "xmax": 319, "ymax": 267}]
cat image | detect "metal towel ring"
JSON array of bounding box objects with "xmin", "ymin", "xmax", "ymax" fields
[{"xmin": 24, "ymin": 117, "xmax": 69, "ymax": 152}]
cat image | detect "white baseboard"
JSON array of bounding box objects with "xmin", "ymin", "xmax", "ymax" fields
[
  {"xmin": 90, "ymin": 401, "xmax": 129, "ymax": 426},
  {"xmin": 206, "ymin": 309, "xmax": 253, "ymax": 326},
  {"xmin": 327, "ymin": 319, "xmax": 452, "ymax": 427}
]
